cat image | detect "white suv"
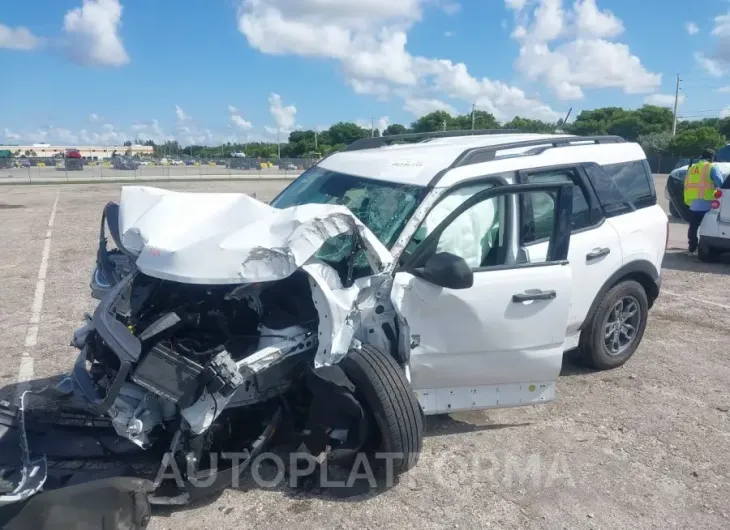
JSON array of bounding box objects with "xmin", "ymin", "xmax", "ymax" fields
[
  {"xmin": 82, "ymin": 131, "xmax": 667, "ymax": 437},
  {"xmin": 271, "ymin": 132, "xmax": 668, "ymax": 406}
]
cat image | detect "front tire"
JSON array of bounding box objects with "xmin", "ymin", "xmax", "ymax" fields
[
  {"xmin": 341, "ymin": 344, "xmax": 423, "ymax": 474},
  {"xmin": 579, "ymin": 280, "xmax": 649, "ymax": 370},
  {"xmin": 669, "ymin": 201, "xmax": 681, "ymax": 219}
]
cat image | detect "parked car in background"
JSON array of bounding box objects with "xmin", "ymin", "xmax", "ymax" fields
[
  {"xmin": 111, "ymin": 155, "xmax": 141, "ymax": 171},
  {"xmin": 63, "ymin": 149, "xmax": 84, "ymax": 171},
  {"xmin": 665, "ymin": 147, "xmax": 730, "ymax": 221}
]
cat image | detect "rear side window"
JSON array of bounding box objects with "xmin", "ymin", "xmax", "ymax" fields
[
  {"xmin": 582, "ymin": 163, "xmax": 633, "ymax": 217},
  {"xmin": 601, "ymin": 160, "xmax": 656, "ymax": 209}
]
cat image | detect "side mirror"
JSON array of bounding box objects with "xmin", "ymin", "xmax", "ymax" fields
[{"xmin": 414, "ymin": 252, "xmax": 474, "ymax": 289}]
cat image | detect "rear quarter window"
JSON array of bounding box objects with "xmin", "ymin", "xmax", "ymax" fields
[{"xmin": 601, "ymin": 160, "xmax": 656, "ymax": 209}]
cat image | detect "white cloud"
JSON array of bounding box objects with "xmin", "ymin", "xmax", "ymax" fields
[
  {"xmin": 440, "ymin": 2, "xmax": 461, "ymax": 16},
  {"xmin": 403, "ymin": 97, "xmax": 457, "ymax": 117},
  {"xmin": 573, "ymin": 0, "xmax": 623, "ymax": 39},
  {"xmin": 130, "ymin": 120, "xmax": 171, "ymax": 143},
  {"xmin": 695, "ymin": 52, "xmax": 725, "ymax": 77},
  {"xmin": 717, "ymin": 86, "xmax": 730, "ymax": 94},
  {"xmin": 720, "ymin": 107, "xmax": 730, "ymax": 118},
  {"xmin": 443, "ymin": 31, "xmax": 454, "ymax": 37},
  {"xmin": 63, "ymin": 0, "xmax": 129, "ymax": 66},
  {"xmin": 348, "ymin": 78, "xmax": 391, "ymax": 98},
  {"xmin": 356, "ymin": 116, "xmax": 390, "ymax": 131},
  {"xmin": 0, "ymin": 24, "xmax": 42, "ymax": 50},
  {"xmin": 175, "ymin": 105, "xmax": 191, "ymax": 121},
  {"xmin": 512, "ymin": 0, "xmax": 660, "ymax": 100},
  {"xmin": 505, "ymin": 0, "xmax": 527, "ymax": 11},
  {"xmin": 3, "ymin": 128, "xmax": 22, "ymax": 141},
  {"xmin": 644, "ymin": 93, "xmax": 684, "ymax": 107},
  {"xmin": 238, "ymin": 0, "xmax": 562, "ymax": 121},
  {"xmin": 231, "ymin": 114, "xmax": 253, "ymax": 130},
  {"xmin": 88, "ymin": 113, "xmax": 102, "ymax": 122},
  {"xmin": 686, "ymin": 21, "xmax": 699, "ymax": 36},
  {"xmin": 268, "ymin": 93, "xmax": 297, "ymax": 133},
  {"xmin": 228, "ymin": 105, "xmax": 239, "ymax": 114}
]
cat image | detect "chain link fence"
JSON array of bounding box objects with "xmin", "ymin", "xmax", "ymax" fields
[{"xmin": 1, "ymin": 157, "xmax": 318, "ymax": 184}]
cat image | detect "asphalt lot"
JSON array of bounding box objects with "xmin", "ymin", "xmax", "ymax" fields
[{"xmin": 0, "ymin": 175, "xmax": 729, "ymax": 529}]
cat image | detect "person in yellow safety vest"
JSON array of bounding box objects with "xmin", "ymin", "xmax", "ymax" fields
[{"xmin": 684, "ymin": 148, "xmax": 725, "ymax": 254}]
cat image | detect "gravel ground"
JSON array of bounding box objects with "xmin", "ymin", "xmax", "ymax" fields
[{"xmin": 0, "ymin": 176, "xmax": 729, "ymax": 529}]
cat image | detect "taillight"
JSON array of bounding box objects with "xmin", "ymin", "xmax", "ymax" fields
[
  {"xmin": 714, "ymin": 189, "xmax": 723, "ymax": 199},
  {"xmin": 711, "ymin": 200, "xmax": 721, "ymax": 209}
]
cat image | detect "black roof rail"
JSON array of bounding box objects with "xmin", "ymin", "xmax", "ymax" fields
[
  {"xmin": 450, "ymin": 135, "xmax": 626, "ymax": 168},
  {"xmin": 343, "ymin": 129, "xmax": 522, "ymax": 152}
]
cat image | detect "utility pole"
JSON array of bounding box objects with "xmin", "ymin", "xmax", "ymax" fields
[
  {"xmin": 314, "ymin": 129, "xmax": 318, "ymax": 150},
  {"xmin": 371, "ymin": 117, "xmax": 375, "ymax": 138},
  {"xmin": 277, "ymin": 129, "xmax": 281, "ymax": 159},
  {"xmin": 471, "ymin": 103, "xmax": 476, "ymax": 130},
  {"xmin": 672, "ymin": 74, "xmax": 681, "ymax": 136}
]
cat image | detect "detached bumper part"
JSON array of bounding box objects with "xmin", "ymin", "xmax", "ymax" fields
[{"xmin": 2, "ymin": 478, "xmax": 154, "ymax": 530}]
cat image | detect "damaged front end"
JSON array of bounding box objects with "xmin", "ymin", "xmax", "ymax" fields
[{"xmin": 1, "ymin": 187, "xmax": 420, "ymax": 518}]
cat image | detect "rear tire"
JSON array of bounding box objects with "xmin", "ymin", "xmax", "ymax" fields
[
  {"xmin": 579, "ymin": 280, "xmax": 649, "ymax": 370},
  {"xmin": 341, "ymin": 344, "xmax": 423, "ymax": 474},
  {"xmin": 698, "ymin": 242, "xmax": 718, "ymax": 262}
]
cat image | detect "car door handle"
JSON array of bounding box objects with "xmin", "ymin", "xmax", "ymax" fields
[
  {"xmin": 512, "ymin": 290, "xmax": 557, "ymax": 303},
  {"xmin": 586, "ymin": 247, "xmax": 610, "ymax": 261}
]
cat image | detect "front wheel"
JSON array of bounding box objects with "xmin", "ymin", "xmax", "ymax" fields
[
  {"xmin": 579, "ymin": 280, "xmax": 649, "ymax": 370},
  {"xmin": 669, "ymin": 201, "xmax": 682, "ymax": 219},
  {"xmin": 341, "ymin": 344, "xmax": 424, "ymax": 474}
]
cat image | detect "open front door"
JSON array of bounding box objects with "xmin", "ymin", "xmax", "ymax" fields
[{"xmin": 391, "ymin": 182, "xmax": 574, "ymax": 414}]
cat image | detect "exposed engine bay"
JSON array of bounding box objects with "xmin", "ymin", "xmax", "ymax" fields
[
  {"xmin": 0, "ymin": 187, "xmax": 424, "ymax": 525},
  {"xmin": 83, "ymin": 269, "xmax": 319, "ymax": 449}
]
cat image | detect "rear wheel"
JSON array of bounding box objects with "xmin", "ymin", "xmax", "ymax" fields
[
  {"xmin": 698, "ymin": 241, "xmax": 718, "ymax": 263},
  {"xmin": 579, "ymin": 280, "xmax": 649, "ymax": 370},
  {"xmin": 341, "ymin": 344, "xmax": 423, "ymax": 474}
]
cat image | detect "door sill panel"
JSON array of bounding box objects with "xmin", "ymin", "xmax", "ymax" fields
[{"xmin": 417, "ymin": 381, "xmax": 555, "ymax": 415}]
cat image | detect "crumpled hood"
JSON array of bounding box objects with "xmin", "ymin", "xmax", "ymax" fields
[{"xmin": 117, "ymin": 186, "xmax": 392, "ymax": 284}]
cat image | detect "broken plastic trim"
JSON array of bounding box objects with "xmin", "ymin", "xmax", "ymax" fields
[{"xmin": 0, "ymin": 392, "xmax": 48, "ymax": 506}]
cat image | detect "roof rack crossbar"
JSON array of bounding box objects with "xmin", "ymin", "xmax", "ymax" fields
[
  {"xmin": 343, "ymin": 129, "xmax": 522, "ymax": 152},
  {"xmin": 450, "ymin": 135, "xmax": 626, "ymax": 168}
]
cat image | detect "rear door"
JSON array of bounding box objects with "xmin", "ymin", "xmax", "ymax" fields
[
  {"xmin": 517, "ymin": 164, "xmax": 623, "ymax": 343},
  {"xmin": 391, "ymin": 182, "xmax": 574, "ymax": 415}
]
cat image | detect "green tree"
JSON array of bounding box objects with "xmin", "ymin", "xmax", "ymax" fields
[
  {"xmin": 607, "ymin": 115, "xmax": 643, "ymax": 141},
  {"xmin": 668, "ymin": 127, "xmax": 725, "ymax": 157},
  {"xmin": 410, "ymin": 111, "xmax": 455, "ymax": 133},
  {"xmin": 503, "ymin": 116, "xmax": 556, "ymax": 133},
  {"xmin": 383, "ymin": 124, "xmax": 408, "ymax": 136},
  {"xmin": 327, "ymin": 122, "xmax": 369, "ymax": 146},
  {"xmin": 638, "ymin": 131, "xmax": 672, "ymax": 155},
  {"xmin": 452, "ymin": 110, "xmax": 499, "ymax": 130}
]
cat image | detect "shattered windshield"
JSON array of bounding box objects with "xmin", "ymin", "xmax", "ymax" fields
[{"xmin": 271, "ymin": 167, "xmax": 423, "ymax": 268}]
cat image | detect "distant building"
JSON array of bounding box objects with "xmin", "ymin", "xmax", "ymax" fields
[{"xmin": 0, "ymin": 144, "xmax": 154, "ymax": 160}]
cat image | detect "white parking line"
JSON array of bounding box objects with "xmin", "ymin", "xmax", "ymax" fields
[
  {"xmin": 663, "ymin": 289, "xmax": 730, "ymax": 310},
  {"xmin": 15, "ymin": 191, "xmax": 60, "ymax": 396}
]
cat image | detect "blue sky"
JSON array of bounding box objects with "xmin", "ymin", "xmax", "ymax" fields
[{"xmin": 2, "ymin": 0, "xmax": 730, "ymax": 146}]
